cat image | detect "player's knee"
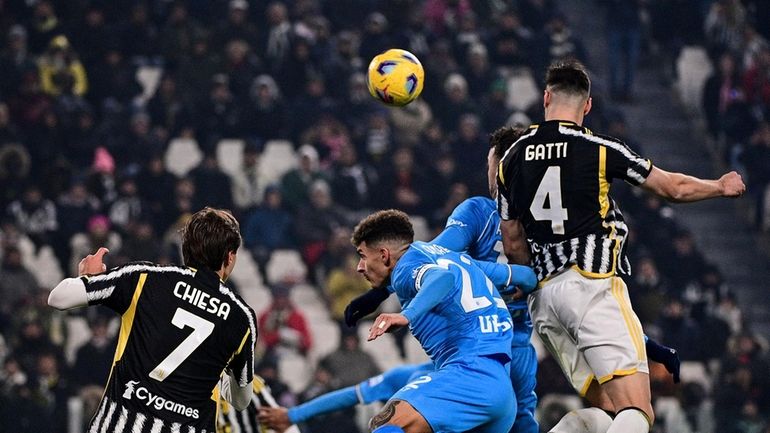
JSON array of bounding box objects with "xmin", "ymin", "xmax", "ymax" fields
[{"xmin": 371, "ymin": 426, "xmax": 405, "ymax": 433}]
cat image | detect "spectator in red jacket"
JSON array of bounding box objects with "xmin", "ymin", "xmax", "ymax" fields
[{"xmin": 258, "ymin": 283, "xmax": 312, "ymax": 357}]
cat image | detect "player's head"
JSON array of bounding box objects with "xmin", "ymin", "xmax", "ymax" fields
[
  {"xmin": 351, "ymin": 209, "xmax": 413, "ymax": 288},
  {"xmin": 488, "ymin": 126, "xmax": 526, "ymax": 198},
  {"xmin": 182, "ymin": 207, "xmax": 241, "ymax": 278},
  {"xmin": 543, "ymin": 59, "xmax": 592, "ymax": 121}
]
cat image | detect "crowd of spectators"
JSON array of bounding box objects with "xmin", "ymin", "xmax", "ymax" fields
[
  {"xmin": 696, "ymin": 0, "xmax": 770, "ymax": 233},
  {"xmin": 0, "ymin": 0, "xmax": 767, "ymax": 432}
]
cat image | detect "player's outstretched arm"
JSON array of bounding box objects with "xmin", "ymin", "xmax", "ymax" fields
[
  {"xmin": 641, "ymin": 166, "xmax": 745, "ymax": 203},
  {"xmin": 471, "ymin": 259, "xmax": 538, "ymax": 294},
  {"xmin": 48, "ymin": 247, "xmax": 110, "ymax": 310},
  {"xmin": 260, "ymin": 386, "xmax": 360, "ymax": 428}
]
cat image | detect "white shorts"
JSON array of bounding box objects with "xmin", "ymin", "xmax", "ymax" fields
[{"xmin": 528, "ymin": 268, "xmax": 648, "ymax": 396}]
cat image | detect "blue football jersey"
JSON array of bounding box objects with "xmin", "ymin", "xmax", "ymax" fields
[
  {"xmin": 435, "ymin": 197, "xmax": 528, "ymax": 315},
  {"xmin": 390, "ymin": 241, "xmax": 513, "ymax": 368}
]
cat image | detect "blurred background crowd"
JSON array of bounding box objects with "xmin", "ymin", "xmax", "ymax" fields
[{"xmin": 0, "ymin": 0, "xmax": 768, "ymax": 432}]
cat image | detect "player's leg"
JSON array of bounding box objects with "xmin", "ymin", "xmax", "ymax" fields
[
  {"xmin": 547, "ymin": 407, "xmax": 614, "ymax": 433},
  {"xmin": 508, "ymin": 343, "xmax": 538, "ymax": 433},
  {"xmin": 580, "ymin": 276, "xmax": 653, "ymax": 432},
  {"xmin": 368, "ymin": 399, "xmax": 432, "ymax": 433}
]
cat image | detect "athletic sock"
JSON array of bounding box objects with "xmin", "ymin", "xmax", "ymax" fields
[
  {"xmin": 549, "ymin": 407, "xmax": 614, "ymax": 433},
  {"xmin": 606, "ymin": 408, "xmax": 650, "ymax": 433}
]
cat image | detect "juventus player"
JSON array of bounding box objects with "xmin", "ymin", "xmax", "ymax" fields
[
  {"xmin": 49, "ymin": 207, "xmax": 257, "ymax": 433},
  {"xmin": 497, "ymin": 60, "xmax": 745, "ymax": 433}
]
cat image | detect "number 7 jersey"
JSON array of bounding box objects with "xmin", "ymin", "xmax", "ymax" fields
[
  {"xmin": 82, "ymin": 262, "xmax": 257, "ymax": 433},
  {"xmin": 497, "ymin": 120, "xmax": 653, "ymax": 281}
]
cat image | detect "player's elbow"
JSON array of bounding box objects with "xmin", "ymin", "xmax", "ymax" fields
[
  {"xmin": 230, "ymin": 384, "xmax": 252, "ymax": 411},
  {"xmin": 47, "ymin": 287, "xmax": 69, "ymax": 310}
]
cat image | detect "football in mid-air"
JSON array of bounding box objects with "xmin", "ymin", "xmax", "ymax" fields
[{"xmin": 366, "ymin": 49, "xmax": 424, "ymax": 107}]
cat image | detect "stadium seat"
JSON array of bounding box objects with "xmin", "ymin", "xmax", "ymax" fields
[
  {"xmin": 308, "ymin": 320, "xmax": 341, "ymax": 362},
  {"xmin": 676, "ymin": 46, "xmax": 713, "ymax": 114},
  {"xmin": 135, "ymin": 65, "xmax": 163, "ymax": 105},
  {"xmin": 216, "ymin": 139, "xmax": 245, "ymax": 176},
  {"xmin": 679, "ymin": 361, "xmax": 712, "ymax": 392},
  {"xmin": 357, "ymin": 321, "xmax": 403, "ymax": 371},
  {"xmin": 265, "ymin": 249, "xmax": 307, "ymax": 285},
  {"xmin": 165, "ymin": 137, "xmax": 204, "ymax": 177},
  {"xmin": 410, "ymin": 215, "xmax": 431, "ymax": 242},
  {"xmin": 258, "ymin": 140, "xmax": 298, "ymax": 185},
  {"xmin": 27, "ymin": 244, "xmax": 63, "ymax": 289},
  {"xmin": 278, "ymin": 351, "xmax": 312, "ymax": 394},
  {"xmin": 505, "ymin": 67, "xmax": 540, "ymax": 112},
  {"xmin": 654, "ymin": 397, "xmax": 694, "ymax": 433}
]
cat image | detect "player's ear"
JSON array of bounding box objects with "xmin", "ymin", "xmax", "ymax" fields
[
  {"xmin": 380, "ymin": 247, "xmax": 390, "ymax": 265},
  {"xmin": 584, "ymin": 97, "xmax": 592, "ymax": 115},
  {"xmin": 543, "ymin": 89, "xmax": 550, "ymax": 109}
]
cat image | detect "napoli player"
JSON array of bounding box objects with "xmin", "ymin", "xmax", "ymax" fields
[
  {"xmin": 257, "ymin": 362, "xmax": 434, "ymax": 431},
  {"xmin": 352, "ymin": 209, "xmax": 537, "ymax": 433}
]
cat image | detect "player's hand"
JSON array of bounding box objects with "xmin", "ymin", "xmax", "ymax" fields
[
  {"xmin": 344, "ymin": 286, "xmax": 390, "ymax": 328},
  {"xmin": 78, "ymin": 247, "xmax": 109, "ymax": 276},
  {"xmin": 368, "ymin": 313, "xmax": 409, "ymax": 341},
  {"xmin": 501, "ymin": 287, "xmax": 525, "ymax": 302},
  {"xmin": 258, "ymin": 407, "xmax": 291, "ymax": 432},
  {"xmin": 646, "ymin": 338, "xmax": 680, "ymax": 383},
  {"xmin": 719, "ymin": 171, "xmax": 746, "ymax": 198}
]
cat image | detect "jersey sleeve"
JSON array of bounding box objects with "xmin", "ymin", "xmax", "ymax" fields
[
  {"xmin": 81, "ymin": 263, "xmax": 146, "ymax": 314},
  {"xmin": 603, "ymin": 139, "xmax": 653, "ymax": 186},
  {"xmin": 358, "ymin": 362, "xmax": 434, "ymax": 404},
  {"xmin": 227, "ymin": 321, "xmax": 256, "ymax": 388}
]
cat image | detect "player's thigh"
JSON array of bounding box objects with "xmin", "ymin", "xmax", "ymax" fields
[
  {"xmin": 369, "ymin": 399, "xmax": 432, "ymax": 433},
  {"xmin": 583, "ymin": 379, "xmax": 615, "ymax": 413},
  {"xmin": 528, "ymin": 278, "xmax": 595, "ymax": 396},
  {"xmin": 579, "ymin": 276, "xmax": 648, "ymax": 388}
]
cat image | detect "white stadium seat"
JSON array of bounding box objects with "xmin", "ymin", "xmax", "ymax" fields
[
  {"xmin": 278, "ymin": 351, "xmax": 312, "ymax": 394},
  {"xmin": 165, "ymin": 137, "xmax": 203, "ymax": 177},
  {"xmin": 135, "ymin": 65, "xmax": 163, "ymax": 105},
  {"xmin": 258, "ymin": 140, "xmax": 298, "ymax": 185},
  {"xmin": 265, "ymin": 249, "xmax": 307, "ymax": 285},
  {"xmin": 216, "ymin": 139, "xmax": 245, "ymax": 176},
  {"xmin": 676, "ymin": 46, "xmax": 713, "ymax": 114},
  {"xmin": 506, "ymin": 68, "xmax": 540, "ymax": 112},
  {"xmin": 410, "ymin": 215, "xmax": 431, "ymax": 242}
]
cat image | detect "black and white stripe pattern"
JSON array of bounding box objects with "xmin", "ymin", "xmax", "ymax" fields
[
  {"xmin": 88, "ymin": 263, "xmax": 195, "ymax": 283},
  {"xmin": 530, "ymin": 199, "xmax": 631, "ymax": 281},
  {"xmin": 558, "ymin": 125, "xmax": 651, "ymax": 185},
  {"xmin": 86, "ymin": 285, "xmax": 116, "ymax": 303},
  {"xmin": 88, "ymin": 397, "xmax": 210, "ymax": 433},
  {"xmin": 218, "ymin": 284, "xmax": 257, "ymax": 387}
]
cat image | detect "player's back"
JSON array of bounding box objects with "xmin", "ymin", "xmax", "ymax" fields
[
  {"xmin": 85, "ymin": 262, "xmax": 256, "ymax": 432},
  {"xmin": 390, "ymin": 242, "xmax": 512, "ymax": 368},
  {"xmin": 498, "ymin": 120, "xmax": 652, "ymax": 280}
]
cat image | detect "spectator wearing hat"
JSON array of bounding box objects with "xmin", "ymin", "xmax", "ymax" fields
[
  {"xmin": 242, "ymin": 74, "xmax": 288, "ymax": 142},
  {"xmin": 68, "ymin": 214, "xmax": 120, "ymax": 276},
  {"xmin": 37, "ymin": 35, "xmax": 87, "ymax": 97},
  {"xmin": 258, "ymin": 283, "xmax": 312, "ymax": 357}
]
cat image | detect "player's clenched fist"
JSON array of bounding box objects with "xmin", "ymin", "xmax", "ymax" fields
[
  {"xmin": 368, "ymin": 313, "xmax": 409, "ymax": 341},
  {"xmin": 78, "ymin": 247, "xmax": 109, "ymax": 276},
  {"xmin": 719, "ymin": 171, "xmax": 746, "ymax": 197}
]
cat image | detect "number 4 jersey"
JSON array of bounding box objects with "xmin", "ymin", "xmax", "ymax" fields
[
  {"xmin": 497, "ymin": 120, "xmax": 653, "ymax": 281},
  {"xmin": 83, "ymin": 262, "xmax": 257, "ymax": 433}
]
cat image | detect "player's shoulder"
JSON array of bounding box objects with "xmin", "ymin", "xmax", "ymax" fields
[
  {"xmin": 392, "ymin": 243, "xmax": 441, "ymax": 289},
  {"xmin": 87, "ymin": 261, "xmax": 195, "ymax": 282},
  {"xmin": 448, "ymin": 197, "xmax": 495, "ymax": 224}
]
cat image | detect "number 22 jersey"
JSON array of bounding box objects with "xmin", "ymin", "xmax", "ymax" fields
[{"xmin": 83, "ymin": 262, "xmax": 257, "ymax": 433}]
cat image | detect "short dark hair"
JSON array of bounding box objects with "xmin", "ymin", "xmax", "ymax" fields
[
  {"xmin": 545, "ymin": 59, "xmax": 590, "ymax": 97},
  {"xmin": 351, "ymin": 209, "xmax": 414, "ymax": 247},
  {"xmin": 489, "ymin": 126, "xmax": 526, "ymax": 160},
  {"xmin": 182, "ymin": 207, "xmax": 241, "ymax": 271}
]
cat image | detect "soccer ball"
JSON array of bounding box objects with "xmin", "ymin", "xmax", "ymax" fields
[{"xmin": 366, "ymin": 49, "xmax": 425, "ymax": 107}]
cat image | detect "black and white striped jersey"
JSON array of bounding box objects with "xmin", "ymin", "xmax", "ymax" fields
[
  {"xmin": 216, "ymin": 376, "xmax": 301, "ymax": 433},
  {"xmin": 497, "ymin": 120, "xmax": 652, "ymax": 281},
  {"xmin": 83, "ymin": 262, "xmax": 257, "ymax": 433}
]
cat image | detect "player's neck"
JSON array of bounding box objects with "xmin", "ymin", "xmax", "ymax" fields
[{"xmin": 544, "ymin": 108, "xmax": 584, "ymax": 125}]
